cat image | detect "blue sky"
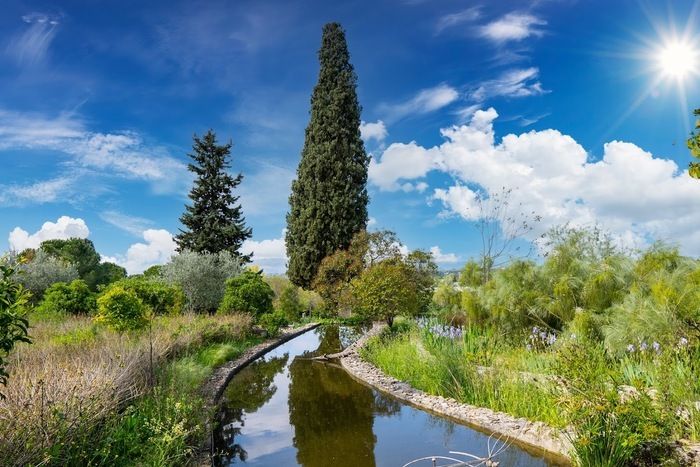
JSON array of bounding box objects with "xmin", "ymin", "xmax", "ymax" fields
[{"xmin": 1, "ymin": 0, "xmax": 700, "ymax": 273}]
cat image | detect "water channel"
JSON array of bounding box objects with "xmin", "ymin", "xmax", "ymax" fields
[{"xmin": 213, "ymin": 326, "xmax": 561, "ymax": 466}]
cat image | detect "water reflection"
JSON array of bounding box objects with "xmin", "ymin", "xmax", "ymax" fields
[{"xmin": 213, "ymin": 326, "xmax": 557, "ymax": 467}]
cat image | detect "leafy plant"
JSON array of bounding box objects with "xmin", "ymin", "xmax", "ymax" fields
[
  {"xmin": 106, "ymin": 277, "xmax": 184, "ymax": 316},
  {"xmin": 218, "ymin": 269, "xmax": 274, "ymax": 316},
  {"xmin": 37, "ymin": 279, "xmax": 97, "ymax": 315},
  {"xmin": 95, "ymin": 286, "xmax": 149, "ymax": 332},
  {"xmin": 161, "ymin": 250, "xmax": 242, "ymax": 313},
  {"xmin": 277, "ymin": 284, "xmax": 304, "ymax": 322},
  {"xmin": 16, "ymin": 249, "xmax": 79, "ymax": 301},
  {"xmin": 0, "ymin": 260, "xmax": 32, "ymax": 397}
]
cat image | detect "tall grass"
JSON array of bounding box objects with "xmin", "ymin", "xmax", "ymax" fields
[{"xmin": 0, "ymin": 312, "xmax": 251, "ymax": 466}]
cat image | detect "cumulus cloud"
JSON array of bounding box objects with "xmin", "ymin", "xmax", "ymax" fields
[
  {"xmin": 429, "ymin": 246, "xmax": 460, "ymax": 264},
  {"xmin": 107, "ymin": 229, "xmax": 178, "ymax": 274},
  {"xmin": 8, "ymin": 216, "xmax": 89, "ymax": 251},
  {"xmin": 480, "ymin": 12, "xmax": 546, "ymax": 43},
  {"xmin": 360, "ymin": 120, "xmax": 388, "ymax": 143},
  {"xmin": 379, "ymin": 84, "xmax": 459, "ymax": 122},
  {"xmin": 369, "ymin": 107, "xmax": 700, "ymax": 255},
  {"xmin": 242, "ymin": 232, "xmax": 287, "ymax": 274}
]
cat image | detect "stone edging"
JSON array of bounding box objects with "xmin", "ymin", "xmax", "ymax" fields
[
  {"xmin": 197, "ymin": 322, "xmax": 320, "ymax": 465},
  {"xmin": 339, "ymin": 323, "xmax": 573, "ymax": 465}
]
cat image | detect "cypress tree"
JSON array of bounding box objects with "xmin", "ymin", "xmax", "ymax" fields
[
  {"xmin": 176, "ymin": 130, "xmax": 252, "ymax": 261},
  {"xmin": 286, "ymin": 23, "xmax": 369, "ymax": 288}
]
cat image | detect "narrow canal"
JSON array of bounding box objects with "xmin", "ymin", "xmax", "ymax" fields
[{"xmin": 213, "ymin": 326, "xmax": 560, "ymax": 466}]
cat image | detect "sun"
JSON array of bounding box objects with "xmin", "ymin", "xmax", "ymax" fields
[{"xmin": 656, "ymin": 40, "xmax": 698, "ymax": 80}]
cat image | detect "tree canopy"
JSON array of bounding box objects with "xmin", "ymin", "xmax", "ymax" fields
[
  {"xmin": 286, "ymin": 22, "xmax": 369, "ymax": 288},
  {"xmin": 176, "ymin": 130, "xmax": 252, "ymax": 260}
]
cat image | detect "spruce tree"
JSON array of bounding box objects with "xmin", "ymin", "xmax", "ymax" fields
[
  {"xmin": 286, "ymin": 22, "xmax": 369, "ymax": 288},
  {"xmin": 176, "ymin": 130, "xmax": 252, "ymax": 261}
]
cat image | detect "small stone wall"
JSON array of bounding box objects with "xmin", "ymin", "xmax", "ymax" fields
[{"xmin": 339, "ymin": 323, "xmax": 573, "ymax": 465}]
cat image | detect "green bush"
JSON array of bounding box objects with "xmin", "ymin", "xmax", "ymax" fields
[
  {"xmin": 0, "ymin": 260, "xmax": 32, "ymax": 395},
  {"xmin": 106, "ymin": 278, "xmax": 184, "ymax": 316},
  {"xmin": 277, "ymin": 285, "xmax": 304, "ymax": 322},
  {"xmin": 95, "ymin": 286, "xmax": 149, "ymax": 332},
  {"xmin": 218, "ymin": 270, "xmax": 274, "ymax": 316},
  {"xmin": 258, "ymin": 311, "xmax": 289, "ymax": 335},
  {"xmin": 37, "ymin": 279, "xmax": 97, "ymax": 315},
  {"xmin": 16, "ymin": 249, "xmax": 79, "ymax": 302},
  {"xmin": 161, "ymin": 250, "xmax": 242, "ymax": 313}
]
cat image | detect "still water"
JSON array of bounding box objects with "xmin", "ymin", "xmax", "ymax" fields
[{"xmin": 213, "ymin": 326, "xmax": 560, "ymax": 466}]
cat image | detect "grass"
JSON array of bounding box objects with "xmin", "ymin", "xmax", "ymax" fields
[
  {"xmin": 364, "ymin": 319, "xmax": 700, "ymax": 465},
  {"xmin": 362, "ymin": 326, "xmax": 566, "ymax": 427},
  {"xmin": 0, "ymin": 311, "xmax": 253, "ymax": 466}
]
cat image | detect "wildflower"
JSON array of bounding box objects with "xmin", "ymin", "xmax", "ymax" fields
[
  {"xmin": 626, "ymin": 344, "xmax": 635, "ymax": 353},
  {"xmin": 570, "ymin": 333, "xmax": 576, "ymax": 340},
  {"xmin": 679, "ymin": 337, "xmax": 689, "ymax": 347},
  {"xmin": 526, "ymin": 344, "xmax": 532, "ymax": 351},
  {"xmin": 639, "ymin": 341, "xmax": 648, "ymax": 352},
  {"xmin": 547, "ymin": 333, "xmax": 557, "ymax": 345},
  {"xmin": 652, "ymin": 341, "xmax": 661, "ymax": 354}
]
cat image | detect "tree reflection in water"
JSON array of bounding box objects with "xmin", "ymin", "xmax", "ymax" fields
[
  {"xmin": 288, "ymin": 325, "xmax": 399, "ymax": 467},
  {"xmin": 213, "ymin": 353, "xmax": 289, "ymax": 465}
]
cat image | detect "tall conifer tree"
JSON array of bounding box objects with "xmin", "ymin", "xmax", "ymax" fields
[
  {"xmin": 176, "ymin": 130, "xmax": 252, "ymax": 261},
  {"xmin": 286, "ymin": 23, "xmax": 369, "ymax": 288}
]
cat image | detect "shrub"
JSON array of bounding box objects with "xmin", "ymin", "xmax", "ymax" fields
[
  {"xmin": 161, "ymin": 250, "xmax": 242, "ymax": 313},
  {"xmin": 218, "ymin": 270, "xmax": 274, "ymax": 316},
  {"xmin": 277, "ymin": 284, "xmax": 304, "ymax": 322},
  {"xmin": 351, "ymin": 259, "xmax": 422, "ymax": 326},
  {"xmin": 258, "ymin": 311, "xmax": 289, "ymax": 335},
  {"xmin": 16, "ymin": 249, "xmax": 79, "ymax": 301},
  {"xmin": 106, "ymin": 277, "xmax": 184, "ymax": 316},
  {"xmin": 0, "ymin": 260, "xmax": 32, "ymax": 396},
  {"xmin": 142, "ymin": 264, "xmax": 163, "ymax": 279},
  {"xmin": 37, "ymin": 279, "xmax": 97, "ymax": 315},
  {"xmin": 95, "ymin": 286, "xmax": 149, "ymax": 332}
]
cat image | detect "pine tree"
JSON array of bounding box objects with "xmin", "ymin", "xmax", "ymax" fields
[
  {"xmin": 286, "ymin": 23, "xmax": 369, "ymax": 288},
  {"xmin": 176, "ymin": 130, "xmax": 252, "ymax": 261}
]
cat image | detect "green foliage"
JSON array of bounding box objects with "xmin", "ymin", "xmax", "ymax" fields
[
  {"xmin": 258, "ymin": 311, "xmax": 290, "ymax": 335},
  {"xmin": 0, "ymin": 260, "xmax": 32, "ymax": 396},
  {"xmin": 687, "ymin": 108, "xmax": 700, "ymax": 178},
  {"xmin": 143, "ymin": 264, "xmax": 163, "ymax": 279},
  {"xmin": 459, "ymin": 260, "xmax": 483, "ymax": 287},
  {"xmin": 37, "ymin": 279, "xmax": 97, "ymax": 315},
  {"xmin": 351, "ymin": 259, "xmax": 423, "ymax": 326},
  {"xmin": 161, "ymin": 250, "xmax": 242, "ymax": 313},
  {"xmin": 175, "ymin": 129, "xmax": 252, "ymax": 260},
  {"xmin": 40, "ymin": 238, "xmax": 117, "ymax": 290},
  {"xmin": 16, "ymin": 249, "xmax": 79, "ymax": 301},
  {"xmin": 312, "ymin": 247, "xmax": 362, "ymax": 315},
  {"xmin": 106, "ymin": 277, "xmax": 184, "ymax": 316},
  {"xmin": 95, "ymin": 286, "xmax": 149, "ymax": 332},
  {"xmin": 277, "ymin": 284, "xmax": 304, "ymax": 322},
  {"xmin": 286, "ymin": 23, "xmax": 369, "ymax": 288},
  {"xmin": 218, "ymin": 270, "xmax": 274, "ymax": 316}
]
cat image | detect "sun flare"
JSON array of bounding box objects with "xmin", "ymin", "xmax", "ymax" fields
[{"xmin": 657, "ymin": 40, "xmax": 698, "ymax": 79}]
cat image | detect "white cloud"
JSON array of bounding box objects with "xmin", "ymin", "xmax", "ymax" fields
[
  {"xmin": 480, "ymin": 12, "xmax": 546, "ymax": 43},
  {"xmin": 242, "ymin": 232, "xmax": 287, "ymax": 274},
  {"xmin": 380, "ymin": 84, "xmax": 459, "ymax": 121},
  {"xmin": 0, "ymin": 176, "xmax": 77, "ymax": 206},
  {"xmin": 6, "ymin": 12, "xmax": 61, "ymax": 66},
  {"xmin": 367, "ymin": 217, "xmax": 378, "ymax": 227},
  {"xmin": 237, "ymin": 162, "xmax": 295, "ymax": 216},
  {"xmin": 470, "ymin": 67, "xmax": 547, "ymax": 102},
  {"xmin": 8, "ymin": 216, "xmax": 89, "ymax": 251},
  {"xmin": 360, "ymin": 120, "xmax": 388, "ymax": 143},
  {"xmin": 429, "ymin": 246, "xmax": 460, "ymax": 264},
  {"xmin": 435, "ymin": 7, "xmax": 480, "ymax": 34},
  {"xmin": 370, "ymin": 107, "xmax": 700, "ymax": 255},
  {"xmin": 99, "ymin": 211, "xmax": 154, "ymax": 237},
  {"xmin": 0, "ymin": 109, "xmax": 190, "ymax": 203},
  {"xmin": 109, "ymin": 229, "xmax": 178, "ymax": 274}
]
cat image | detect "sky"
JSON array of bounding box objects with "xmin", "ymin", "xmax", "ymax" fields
[{"xmin": 1, "ymin": 0, "xmax": 700, "ymax": 274}]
